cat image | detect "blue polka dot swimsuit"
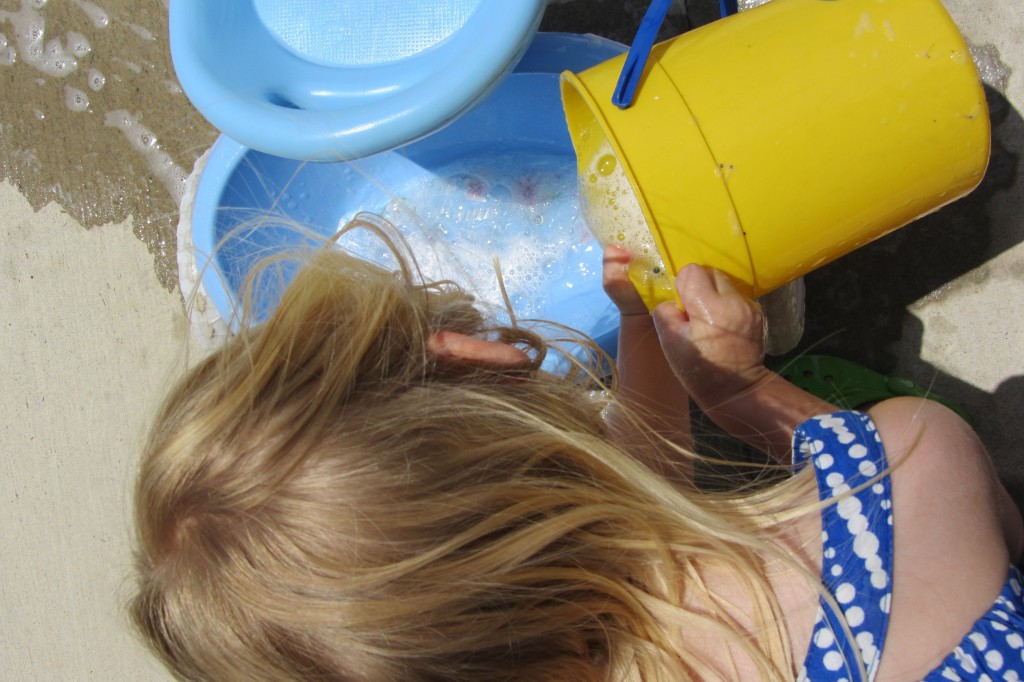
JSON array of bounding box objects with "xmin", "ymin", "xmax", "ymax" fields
[{"xmin": 793, "ymin": 411, "xmax": 1024, "ymax": 681}]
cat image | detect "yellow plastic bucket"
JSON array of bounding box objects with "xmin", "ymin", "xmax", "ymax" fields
[{"xmin": 561, "ymin": 0, "xmax": 990, "ymax": 308}]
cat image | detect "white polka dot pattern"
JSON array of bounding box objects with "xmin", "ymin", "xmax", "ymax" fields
[
  {"xmin": 793, "ymin": 411, "xmax": 1024, "ymax": 682},
  {"xmin": 924, "ymin": 569, "xmax": 1024, "ymax": 680},
  {"xmin": 794, "ymin": 412, "xmax": 893, "ymax": 681}
]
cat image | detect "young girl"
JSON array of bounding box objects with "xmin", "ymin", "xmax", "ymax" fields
[{"xmin": 131, "ymin": 222, "xmax": 1023, "ymax": 681}]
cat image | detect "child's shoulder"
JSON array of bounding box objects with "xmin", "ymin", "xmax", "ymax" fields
[{"xmin": 866, "ymin": 397, "xmax": 1022, "ymax": 679}]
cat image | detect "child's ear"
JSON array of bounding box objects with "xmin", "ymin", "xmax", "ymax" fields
[{"xmin": 427, "ymin": 331, "xmax": 531, "ymax": 369}]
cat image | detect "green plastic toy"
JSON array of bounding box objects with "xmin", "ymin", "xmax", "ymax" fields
[{"xmin": 771, "ymin": 355, "xmax": 970, "ymax": 423}]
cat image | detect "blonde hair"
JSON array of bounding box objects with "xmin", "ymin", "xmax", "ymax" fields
[{"xmin": 131, "ymin": 219, "xmax": 818, "ymax": 681}]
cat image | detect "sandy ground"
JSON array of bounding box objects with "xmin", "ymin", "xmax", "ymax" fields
[{"xmin": 1, "ymin": 0, "xmax": 1021, "ymax": 679}]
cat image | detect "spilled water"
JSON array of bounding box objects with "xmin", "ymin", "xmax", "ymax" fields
[{"xmin": 0, "ymin": 0, "xmax": 216, "ymax": 290}]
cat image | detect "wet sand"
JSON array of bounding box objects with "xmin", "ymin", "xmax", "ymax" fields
[{"xmin": 0, "ymin": 0, "xmax": 215, "ymax": 290}]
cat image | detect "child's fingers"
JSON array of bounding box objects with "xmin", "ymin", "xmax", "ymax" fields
[
  {"xmin": 603, "ymin": 244, "xmax": 631, "ymax": 265},
  {"xmin": 601, "ymin": 245, "xmax": 631, "ymax": 293},
  {"xmin": 602, "ymin": 245, "xmax": 648, "ymax": 316}
]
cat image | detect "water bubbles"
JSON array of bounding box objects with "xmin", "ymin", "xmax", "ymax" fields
[
  {"xmin": 970, "ymin": 43, "xmax": 1011, "ymax": 93},
  {"xmin": 72, "ymin": 0, "xmax": 110, "ymax": 29},
  {"xmin": 118, "ymin": 59, "xmax": 143, "ymax": 74},
  {"xmin": 0, "ymin": 33, "xmax": 14, "ymax": 66},
  {"xmin": 104, "ymin": 109, "xmax": 189, "ymax": 205},
  {"xmin": 335, "ymin": 151, "xmax": 602, "ymax": 323},
  {"xmin": 579, "ymin": 141, "xmax": 671, "ymax": 297},
  {"xmin": 2, "ymin": 1, "xmax": 86, "ymax": 78},
  {"xmin": 63, "ymin": 84, "xmax": 89, "ymax": 112},
  {"xmin": 544, "ymin": 258, "xmax": 564, "ymax": 277},
  {"xmin": 87, "ymin": 68, "xmax": 105, "ymax": 91},
  {"xmin": 446, "ymin": 172, "xmax": 489, "ymax": 202},
  {"xmin": 127, "ymin": 23, "xmax": 156, "ymax": 42},
  {"xmin": 67, "ymin": 31, "xmax": 91, "ymax": 58}
]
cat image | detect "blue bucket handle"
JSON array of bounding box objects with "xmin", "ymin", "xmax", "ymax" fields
[
  {"xmin": 612, "ymin": 0, "xmax": 739, "ymax": 110},
  {"xmin": 612, "ymin": 0, "xmax": 672, "ymax": 109}
]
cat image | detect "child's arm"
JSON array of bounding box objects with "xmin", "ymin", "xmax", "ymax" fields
[
  {"xmin": 603, "ymin": 247, "xmax": 693, "ymax": 481},
  {"xmin": 652, "ymin": 264, "xmax": 837, "ymax": 464}
]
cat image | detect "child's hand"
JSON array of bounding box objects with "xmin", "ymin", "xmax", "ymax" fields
[
  {"xmin": 602, "ymin": 245, "xmax": 649, "ymax": 318},
  {"xmin": 602, "ymin": 246, "xmax": 694, "ymax": 474},
  {"xmin": 652, "ymin": 264, "xmax": 770, "ymax": 411}
]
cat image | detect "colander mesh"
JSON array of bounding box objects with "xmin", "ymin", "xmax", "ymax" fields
[{"xmin": 252, "ymin": 0, "xmax": 483, "ymax": 66}]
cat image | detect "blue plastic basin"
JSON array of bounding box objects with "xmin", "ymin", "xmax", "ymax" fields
[{"xmin": 188, "ymin": 33, "xmax": 626, "ymax": 364}]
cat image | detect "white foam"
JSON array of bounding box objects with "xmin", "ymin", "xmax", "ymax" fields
[
  {"xmin": 66, "ymin": 30, "xmax": 91, "ymax": 58},
  {"xmin": 0, "ymin": 2, "xmax": 81, "ymax": 77},
  {"xmin": 580, "ymin": 141, "xmax": 672, "ymax": 296},
  {"xmin": 71, "ymin": 0, "xmax": 109, "ymax": 29},
  {"xmin": 0, "ymin": 33, "xmax": 14, "ymax": 66},
  {"xmin": 114, "ymin": 57, "xmax": 142, "ymax": 74},
  {"xmin": 337, "ymin": 153, "xmax": 597, "ymax": 322},
  {"xmin": 970, "ymin": 43, "xmax": 1011, "ymax": 93},
  {"xmin": 86, "ymin": 67, "xmax": 104, "ymax": 91},
  {"xmin": 126, "ymin": 23, "xmax": 155, "ymax": 42},
  {"xmin": 63, "ymin": 84, "xmax": 89, "ymax": 112},
  {"xmin": 104, "ymin": 110, "xmax": 188, "ymax": 205}
]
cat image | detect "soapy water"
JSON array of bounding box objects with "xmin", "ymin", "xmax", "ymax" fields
[
  {"xmin": 971, "ymin": 43, "xmax": 1012, "ymax": 93},
  {"xmin": 334, "ymin": 151, "xmax": 615, "ymax": 339},
  {"xmin": 576, "ymin": 136, "xmax": 809, "ymax": 353},
  {"xmin": 578, "ymin": 139, "xmax": 674, "ymax": 301}
]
